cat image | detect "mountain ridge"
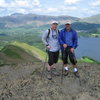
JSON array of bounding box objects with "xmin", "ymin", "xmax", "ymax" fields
[
  {"xmin": 0, "ymin": 13, "xmax": 79, "ymax": 28},
  {"xmin": 81, "ymin": 14, "xmax": 100, "ymax": 24}
]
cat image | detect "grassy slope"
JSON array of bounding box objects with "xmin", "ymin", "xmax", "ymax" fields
[
  {"xmin": 0, "ymin": 43, "xmax": 43, "ymax": 65},
  {"xmin": 11, "ymin": 41, "xmax": 46, "ymax": 61},
  {"xmin": 0, "ymin": 41, "xmax": 99, "ymax": 65},
  {"xmin": 11, "ymin": 41, "xmax": 100, "ymax": 64},
  {"xmin": 3, "ymin": 47, "xmax": 22, "ymax": 59},
  {"xmin": 79, "ymin": 56, "xmax": 100, "ymax": 64}
]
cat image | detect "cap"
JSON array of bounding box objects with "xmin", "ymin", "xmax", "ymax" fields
[
  {"xmin": 51, "ymin": 21, "xmax": 59, "ymax": 24},
  {"xmin": 65, "ymin": 20, "xmax": 71, "ymax": 25}
]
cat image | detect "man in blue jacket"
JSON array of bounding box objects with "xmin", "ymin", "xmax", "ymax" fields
[{"xmin": 59, "ymin": 20, "xmax": 79, "ymax": 77}]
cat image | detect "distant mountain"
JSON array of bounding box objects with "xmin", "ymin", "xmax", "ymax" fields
[
  {"xmin": 0, "ymin": 13, "xmax": 80, "ymax": 28},
  {"xmin": 81, "ymin": 14, "xmax": 100, "ymax": 24},
  {"xmin": 0, "ymin": 13, "xmax": 100, "ymax": 33},
  {"xmin": 60, "ymin": 22, "xmax": 100, "ymax": 33},
  {"xmin": 11, "ymin": 13, "xmax": 25, "ymax": 16},
  {"xmin": 0, "ymin": 23, "xmax": 6, "ymax": 29}
]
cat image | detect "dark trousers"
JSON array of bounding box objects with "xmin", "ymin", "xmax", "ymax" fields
[
  {"xmin": 48, "ymin": 51, "xmax": 59, "ymax": 66},
  {"xmin": 62, "ymin": 47, "xmax": 77, "ymax": 65}
]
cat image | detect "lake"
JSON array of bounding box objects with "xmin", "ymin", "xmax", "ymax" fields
[{"xmin": 75, "ymin": 37, "xmax": 100, "ymax": 61}]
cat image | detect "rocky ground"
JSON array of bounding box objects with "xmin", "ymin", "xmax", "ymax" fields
[{"xmin": 0, "ymin": 62, "xmax": 100, "ymax": 100}]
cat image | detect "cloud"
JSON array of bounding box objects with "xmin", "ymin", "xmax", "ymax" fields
[
  {"xmin": 0, "ymin": 0, "xmax": 99, "ymax": 17},
  {"xmin": 0, "ymin": 0, "xmax": 41, "ymax": 16},
  {"xmin": 82, "ymin": 8, "xmax": 96, "ymax": 14},
  {"xmin": 62, "ymin": 6, "xmax": 77, "ymax": 10},
  {"xmin": 15, "ymin": 8, "xmax": 27, "ymax": 13},
  {"xmin": 32, "ymin": 0, "xmax": 40, "ymax": 6},
  {"xmin": 47, "ymin": 8, "xmax": 58, "ymax": 12},
  {"xmin": 0, "ymin": 0, "xmax": 40, "ymax": 8},
  {"xmin": 14, "ymin": 0, "xmax": 29, "ymax": 7},
  {"xmin": 64, "ymin": 0, "xmax": 81, "ymax": 5},
  {"xmin": 91, "ymin": 0, "xmax": 100, "ymax": 6},
  {"xmin": 0, "ymin": 0, "xmax": 7, "ymax": 7}
]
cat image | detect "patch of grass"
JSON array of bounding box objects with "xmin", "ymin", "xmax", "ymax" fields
[
  {"xmin": 79, "ymin": 56, "xmax": 100, "ymax": 64},
  {"xmin": 80, "ymin": 58, "xmax": 94, "ymax": 63},
  {"xmin": 3, "ymin": 47, "xmax": 22, "ymax": 59},
  {"xmin": 0, "ymin": 60, "xmax": 5, "ymax": 66},
  {"xmin": 91, "ymin": 34, "xmax": 100, "ymax": 37},
  {"xmin": 0, "ymin": 46, "xmax": 3, "ymax": 50},
  {"xmin": 11, "ymin": 41, "xmax": 46, "ymax": 61}
]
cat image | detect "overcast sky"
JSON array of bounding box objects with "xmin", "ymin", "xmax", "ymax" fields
[{"xmin": 0, "ymin": 0, "xmax": 100, "ymax": 18}]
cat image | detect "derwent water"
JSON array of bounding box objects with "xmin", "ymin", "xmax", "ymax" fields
[{"xmin": 75, "ymin": 37, "xmax": 100, "ymax": 61}]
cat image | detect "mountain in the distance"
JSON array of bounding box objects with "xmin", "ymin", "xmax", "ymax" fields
[
  {"xmin": 0, "ymin": 13, "xmax": 100, "ymax": 33},
  {"xmin": 11, "ymin": 13, "xmax": 25, "ymax": 16},
  {"xmin": 0, "ymin": 13, "xmax": 80, "ymax": 28},
  {"xmin": 59, "ymin": 22, "xmax": 100, "ymax": 33},
  {"xmin": 81, "ymin": 14, "xmax": 100, "ymax": 24}
]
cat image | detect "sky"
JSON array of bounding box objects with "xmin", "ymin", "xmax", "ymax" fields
[{"xmin": 0, "ymin": 0, "xmax": 100, "ymax": 18}]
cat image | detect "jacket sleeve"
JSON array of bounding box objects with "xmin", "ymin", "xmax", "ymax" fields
[
  {"xmin": 72, "ymin": 31, "xmax": 78, "ymax": 49},
  {"xmin": 42, "ymin": 30, "xmax": 49, "ymax": 46},
  {"xmin": 58, "ymin": 30, "xmax": 65, "ymax": 45}
]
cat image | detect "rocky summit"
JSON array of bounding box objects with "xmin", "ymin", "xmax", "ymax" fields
[{"xmin": 0, "ymin": 62, "xmax": 99, "ymax": 100}]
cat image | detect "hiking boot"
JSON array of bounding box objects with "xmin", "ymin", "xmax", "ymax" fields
[
  {"xmin": 74, "ymin": 71, "xmax": 80, "ymax": 78},
  {"xmin": 63, "ymin": 70, "xmax": 69, "ymax": 76},
  {"xmin": 52, "ymin": 68, "xmax": 60, "ymax": 76},
  {"xmin": 47, "ymin": 71, "xmax": 52, "ymax": 80}
]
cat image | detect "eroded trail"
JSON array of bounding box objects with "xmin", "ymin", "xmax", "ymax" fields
[{"xmin": 0, "ymin": 62, "xmax": 100, "ymax": 100}]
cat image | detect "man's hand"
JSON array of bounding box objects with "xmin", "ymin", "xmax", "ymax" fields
[
  {"xmin": 47, "ymin": 45, "xmax": 51, "ymax": 49},
  {"xmin": 70, "ymin": 48, "xmax": 74, "ymax": 53},
  {"xmin": 63, "ymin": 44, "xmax": 67, "ymax": 48}
]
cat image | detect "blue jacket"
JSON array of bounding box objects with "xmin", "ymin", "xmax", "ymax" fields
[{"xmin": 58, "ymin": 28, "xmax": 78, "ymax": 51}]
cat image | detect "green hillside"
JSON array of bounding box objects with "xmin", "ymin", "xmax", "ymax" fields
[
  {"xmin": 10, "ymin": 41, "xmax": 100, "ymax": 64},
  {"xmin": 0, "ymin": 41, "xmax": 99, "ymax": 66},
  {"xmin": 11, "ymin": 41, "xmax": 46, "ymax": 61},
  {"xmin": 0, "ymin": 42, "xmax": 43, "ymax": 65}
]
